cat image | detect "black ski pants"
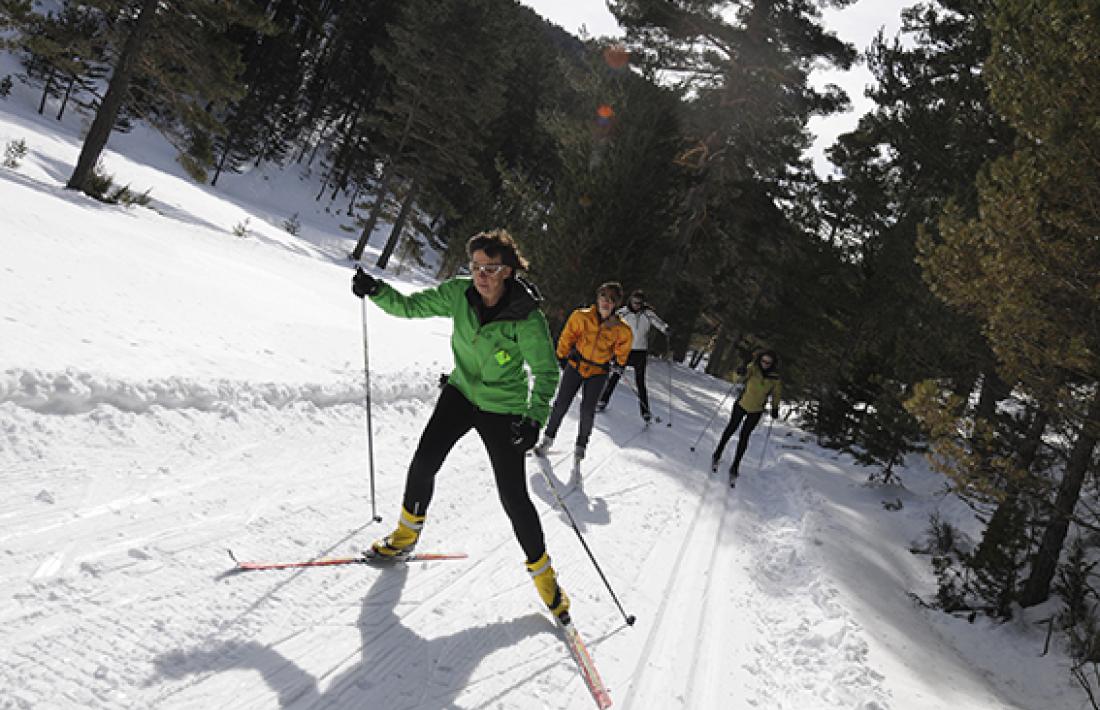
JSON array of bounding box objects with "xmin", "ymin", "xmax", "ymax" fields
[
  {"xmin": 401, "ymin": 384, "xmax": 546, "ymax": 564},
  {"xmin": 544, "ymin": 364, "xmax": 607, "ymax": 452},
  {"xmin": 713, "ymin": 402, "xmax": 763, "ymax": 470},
  {"xmin": 598, "ymin": 349, "xmax": 651, "ymax": 417}
]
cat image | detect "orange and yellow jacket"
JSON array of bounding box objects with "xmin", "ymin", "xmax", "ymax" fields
[{"xmin": 557, "ymin": 305, "xmax": 633, "ymax": 379}]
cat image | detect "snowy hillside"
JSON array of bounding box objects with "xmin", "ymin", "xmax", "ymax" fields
[{"xmin": 0, "ymin": 79, "xmax": 1087, "ymax": 708}]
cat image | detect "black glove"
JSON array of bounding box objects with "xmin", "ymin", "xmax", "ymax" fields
[
  {"xmin": 352, "ymin": 266, "xmax": 382, "ymax": 298},
  {"xmin": 510, "ymin": 417, "xmax": 540, "ymax": 451},
  {"xmin": 438, "ymin": 373, "xmax": 449, "ymax": 389},
  {"xmin": 608, "ymin": 362, "xmax": 625, "ymax": 376},
  {"xmin": 735, "ymin": 364, "xmax": 747, "ymax": 376},
  {"xmin": 558, "ymin": 357, "xmax": 569, "ymax": 370}
]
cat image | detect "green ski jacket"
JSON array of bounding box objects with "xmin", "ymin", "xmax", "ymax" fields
[{"xmin": 370, "ymin": 276, "xmax": 560, "ymax": 425}]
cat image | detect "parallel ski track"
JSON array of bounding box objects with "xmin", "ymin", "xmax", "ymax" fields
[{"xmin": 618, "ymin": 461, "xmax": 732, "ymax": 710}]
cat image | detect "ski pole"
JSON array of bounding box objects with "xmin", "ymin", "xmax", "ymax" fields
[
  {"xmin": 535, "ymin": 465, "xmax": 636, "ymax": 626},
  {"xmin": 756, "ymin": 416, "xmax": 775, "ymax": 470},
  {"xmin": 360, "ymin": 296, "xmax": 383, "ymax": 524},
  {"xmin": 666, "ymin": 354, "xmax": 673, "ymax": 428},
  {"xmin": 689, "ymin": 383, "xmax": 739, "ymax": 452}
]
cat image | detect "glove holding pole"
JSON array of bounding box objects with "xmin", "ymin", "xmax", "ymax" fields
[{"xmin": 352, "ymin": 266, "xmax": 382, "ymax": 298}]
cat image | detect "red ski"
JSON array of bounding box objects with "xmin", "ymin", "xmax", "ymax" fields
[
  {"xmin": 558, "ymin": 614, "xmax": 613, "ymax": 709},
  {"xmin": 227, "ymin": 549, "xmax": 467, "ymax": 571}
]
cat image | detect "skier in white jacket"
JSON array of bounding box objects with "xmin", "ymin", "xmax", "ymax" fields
[{"xmin": 595, "ymin": 289, "xmax": 668, "ymax": 422}]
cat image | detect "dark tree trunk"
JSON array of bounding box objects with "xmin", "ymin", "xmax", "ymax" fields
[
  {"xmin": 330, "ymin": 105, "xmax": 362, "ymax": 201},
  {"xmin": 1020, "ymin": 392, "xmax": 1100, "ymax": 607},
  {"xmin": 66, "ymin": 0, "xmax": 159, "ymax": 193},
  {"xmin": 349, "ymin": 163, "xmax": 394, "ymax": 261},
  {"xmin": 56, "ymin": 75, "xmax": 75, "ymax": 121},
  {"xmin": 975, "ymin": 371, "xmax": 1010, "ymax": 422},
  {"xmin": 38, "ymin": 67, "xmax": 55, "ymax": 115},
  {"xmin": 970, "ymin": 408, "xmax": 1050, "ymax": 615},
  {"xmin": 349, "ymin": 97, "xmax": 420, "ymax": 261},
  {"xmin": 376, "ymin": 180, "xmax": 419, "ymax": 270},
  {"xmin": 705, "ymin": 327, "xmax": 732, "ymax": 377},
  {"xmin": 210, "ymin": 133, "xmax": 232, "ymax": 187},
  {"xmin": 346, "ymin": 186, "xmax": 360, "ymax": 216}
]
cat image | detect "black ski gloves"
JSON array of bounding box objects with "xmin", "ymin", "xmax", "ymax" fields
[
  {"xmin": 352, "ymin": 266, "xmax": 382, "ymax": 298},
  {"xmin": 510, "ymin": 417, "xmax": 540, "ymax": 451},
  {"xmin": 735, "ymin": 364, "xmax": 748, "ymax": 376},
  {"xmin": 438, "ymin": 373, "xmax": 449, "ymax": 389},
  {"xmin": 558, "ymin": 357, "xmax": 569, "ymax": 370}
]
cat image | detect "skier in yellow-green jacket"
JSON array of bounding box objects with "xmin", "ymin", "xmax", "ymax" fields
[
  {"xmin": 711, "ymin": 349, "xmax": 782, "ymax": 479},
  {"xmin": 351, "ymin": 229, "xmax": 570, "ymax": 623}
]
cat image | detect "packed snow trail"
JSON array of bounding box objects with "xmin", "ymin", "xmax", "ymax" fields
[
  {"xmin": 1, "ymin": 364, "xmax": 1073, "ymax": 707},
  {"xmin": 2, "ymin": 92, "xmax": 1086, "ymax": 707}
]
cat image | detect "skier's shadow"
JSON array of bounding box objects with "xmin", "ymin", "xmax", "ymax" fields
[
  {"xmin": 528, "ymin": 455, "xmax": 610, "ymax": 533},
  {"xmin": 151, "ymin": 564, "xmax": 551, "ymax": 708}
]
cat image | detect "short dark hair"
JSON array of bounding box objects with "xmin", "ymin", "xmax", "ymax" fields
[
  {"xmin": 466, "ymin": 229, "xmax": 529, "ymax": 271},
  {"xmin": 597, "ymin": 281, "xmax": 624, "ymax": 305},
  {"xmin": 630, "ymin": 290, "xmax": 645, "ymax": 301}
]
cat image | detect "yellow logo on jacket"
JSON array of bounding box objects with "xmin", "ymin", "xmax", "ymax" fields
[{"xmin": 495, "ymin": 350, "xmax": 512, "ymax": 366}]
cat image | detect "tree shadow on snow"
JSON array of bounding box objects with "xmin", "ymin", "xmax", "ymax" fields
[{"xmin": 151, "ymin": 563, "xmax": 552, "ymax": 708}]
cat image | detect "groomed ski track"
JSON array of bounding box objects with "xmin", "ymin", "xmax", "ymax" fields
[{"xmin": 0, "ymin": 367, "xmax": 1040, "ymax": 709}]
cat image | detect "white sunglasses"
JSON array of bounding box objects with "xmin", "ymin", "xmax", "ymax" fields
[{"xmin": 469, "ymin": 262, "xmax": 507, "ymax": 275}]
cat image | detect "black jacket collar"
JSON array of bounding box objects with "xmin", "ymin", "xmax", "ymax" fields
[{"xmin": 465, "ymin": 276, "xmax": 542, "ymax": 324}]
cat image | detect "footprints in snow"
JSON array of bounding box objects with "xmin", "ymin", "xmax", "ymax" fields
[{"xmin": 737, "ymin": 473, "xmax": 891, "ymax": 709}]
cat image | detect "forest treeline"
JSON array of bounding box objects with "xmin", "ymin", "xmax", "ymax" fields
[{"xmin": 2, "ymin": 0, "xmax": 1098, "ymax": 688}]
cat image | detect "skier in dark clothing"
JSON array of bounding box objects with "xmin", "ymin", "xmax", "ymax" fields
[
  {"xmin": 595, "ymin": 289, "xmax": 669, "ymax": 422},
  {"xmin": 351, "ymin": 229, "xmax": 570, "ymax": 622},
  {"xmin": 711, "ymin": 349, "xmax": 782, "ymax": 481}
]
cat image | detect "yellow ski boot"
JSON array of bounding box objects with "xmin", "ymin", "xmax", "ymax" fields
[
  {"xmin": 527, "ymin": 552, "xmax": 570, "ymax": 624},
  {"xmin": 370, "ymin": 507, "xmax": 424, "ymax": 559}
]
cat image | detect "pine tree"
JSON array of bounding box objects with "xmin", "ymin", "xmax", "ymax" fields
[
  {"xmin": 0, "ymin": 1, "xmax": 32, "ymax": 38},
  {"xmin": 502, "ymin": 48, "xmax": 682, "ymax": 322},
  {"xmin": 15, "ymin": 3, "xmax": 107, "ymax": 120},
  {"xmin": 303, "ymin": 1, "xmax": 399, "ymax": 200},
  {"xmin": 610, "ymin": 0, "xmax": 859, "ymax": 371},
  {"xmin": 63, "ymin": 1, "xmax": 262, "ymax": 194},
  {"xmin": 348, "ymin": 0, "xmax": 513, "ymax": 265},
  {"xmin": 922, "ymin": 0, "xmax": 1100, "ymax": 608},
  {"xmin": 814, "ymin": 1, "xmax": 1015, "ymax": 479},
  {"xmin": 209, "ymin": 2, "xmax": 301, "ymax": 184}
]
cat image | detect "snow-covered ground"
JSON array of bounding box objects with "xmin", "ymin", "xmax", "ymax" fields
[{"xmin": 0, "ymin": 61, "xmax": 1087, "ymax": 709}]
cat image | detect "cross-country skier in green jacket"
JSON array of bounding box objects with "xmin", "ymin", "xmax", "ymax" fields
[{"xmin": 351, "ymin": 229, "xmax": 570, "ymax": 622}]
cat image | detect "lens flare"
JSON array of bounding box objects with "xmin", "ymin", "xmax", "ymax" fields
[{"xmin": 603, "ymin": 45, "xmax": 630, "ymax": 70}]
